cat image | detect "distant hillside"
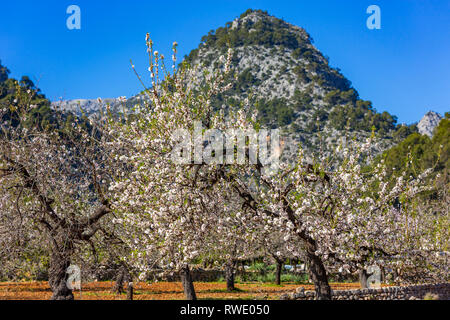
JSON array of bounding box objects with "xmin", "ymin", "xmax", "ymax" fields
[
  {"xmin": 374, "ymin": 113, "xmax": 449, "ymax": 196},
  {"xmin": 0, "ymin": 59, "xmax": 56, "ymax": 129}
]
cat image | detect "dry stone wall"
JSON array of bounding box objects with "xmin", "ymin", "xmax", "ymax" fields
[{"xmin": 280, "ymin": 283, "xmax": 450, "ymax": 300}]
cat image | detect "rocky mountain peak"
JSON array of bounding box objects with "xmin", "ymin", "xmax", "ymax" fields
[
  {"xmin": 232, "ymin": 9, "xmax": 271, "ymax": 28},
  {"xmin": 417, "ymin": 111, "xmax": 443, "ymax": 137}
]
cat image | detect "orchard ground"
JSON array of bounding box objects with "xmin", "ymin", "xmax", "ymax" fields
[{"xmin": 0, "ymin": 281, "xmax": 382, "ymax": 300}]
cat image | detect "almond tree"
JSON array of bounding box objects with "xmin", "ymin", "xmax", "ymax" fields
[
  {"xmin": 217, "ymin": 137, "xmax": 448, "ymax": 299},
  {"xmin": 105, "ymin": 37, "xmax": 447, "ymax": 301},
  {"xmin": 198, "ymin": 197, "xmax": 265, "ymax": 291},
  {"xmin": 0, "ymin": 86, "xmax": 115, "ymax": 299},
  {"xmin": 0, "ymin": 200, "xmax": 50, "ymax": 281},
  {"xmin": 105, "ymin": 37, "xmax": 243, "ymax": 299}
]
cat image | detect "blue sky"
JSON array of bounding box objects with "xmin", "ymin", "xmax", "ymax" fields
[{"xmin": 0, "ymin": 0, "xmax": 449, "ymax": 124}]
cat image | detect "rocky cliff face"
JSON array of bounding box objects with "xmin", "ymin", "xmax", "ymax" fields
[
  {"xmin": 51, "ymin": 98, "xmax": 123, "ymax": 118},
  {"xmin": 51, "ymin": 95, "xmax": 147, "ymax": 119},
  {"xmin": 417, "ymin": 111, "xmax": 443, "ymax": 137}
]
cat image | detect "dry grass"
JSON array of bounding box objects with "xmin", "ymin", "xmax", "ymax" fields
[{"xmin": 0, "ymin": 281, "xmax": 368, "ymax": 300}]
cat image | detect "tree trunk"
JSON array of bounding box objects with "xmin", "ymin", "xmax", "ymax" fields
[
  {"xmin": 126, "ymin": 282, "xmax": 133, "ymax": 300},
  {"xmin": 225, "ymin": 261, "xmax": 235, "ymax": 291},
  {"xmin": 305, "ymin": 250, "xmax": 331, "ymax": 300},
  {"xmin": 113, "ymin": 265, "xmax": 129, "ymax": 294},
  {"xmin": 49, "ymin": 251, "xmax": 74, "ymax": 300},
  {"xmin": 380, "ymin": 265, "xmax": 386, "ymax": 283},
  {"xmin": 393, "ymin": 268, "xmax": 398, "ymax": 284},
  {"xmin": 285, "ymin": 198, "xmax": 331, "ymax": 299},
  {"xmin": 275, "ymin": 260, "xmax": 282, "ymax": 285},
  {"xmin": 292, "ymin": 258, "xmax": 298, "ymax": 273},
  {"xmin": 180, "ymin": 265, "xmax": 197, "ymax": 300},
  {"xmin": 359, "ymin": 269, "xmax": 369, "ymax": 289}
]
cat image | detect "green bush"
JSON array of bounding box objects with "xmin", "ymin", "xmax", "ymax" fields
[{"xmin": 256, "ymin": 98, "xmax": 295, "ymax": 127}]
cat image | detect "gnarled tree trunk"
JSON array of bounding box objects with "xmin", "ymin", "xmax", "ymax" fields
[
  {"xmin": 180, "ymin": 265, "xmax": 197, "ymax": 300},
  {"xmin": 49, "ymin": 251, "xmax": 74, "ymax": 300},
  {"xmin": 282, "ymin": 196, "xmax": 331, "ymax": 299},
  {"xmin": 225, "ymin": 260, "xmax": 236, "ymax": 291},
  {"xmin": 113, "ymin": 264, "xmax": 130, "ymax": 294},
  {"xmin": 305, "ymin": 250, "xmax": 331, "ymax": 300}
]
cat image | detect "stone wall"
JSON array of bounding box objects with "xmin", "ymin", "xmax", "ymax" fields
[{"xmin": 280, "ymin": 283, "xmax": 450, "ymax": 300}]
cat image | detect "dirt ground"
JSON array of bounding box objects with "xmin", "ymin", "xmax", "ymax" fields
[{"xmin": 0, "ymin": 281, "xmax": 366, "ymax": 300}]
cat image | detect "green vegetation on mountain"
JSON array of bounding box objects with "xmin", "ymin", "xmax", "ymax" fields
[
  {"xmin": 0, "ymin": 60, "xmax": 56, "ymax": 129},
  {"xmin": 376, "ymin": 113, "xmax": 449, "ymax": 188},
  {"xmin": 256, "ymin": 97, "xmax": 294, "ymax": 128},
  {"xmin": 186, "ymin": 9, "xmax": 351, "ymax": 92},
  {"xmin": 329, "ymin": 99, "xmax": 397, "ymax": 135},
  {"xmin": 186, "ymin": 9, "xmax": 310, "ymax": 59},
  {"xmin": 0, "ymin": 60, "xmax": 87, "ymax": 134}
]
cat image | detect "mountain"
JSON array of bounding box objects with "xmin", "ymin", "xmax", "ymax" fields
[
  {"xmin": 183, "ymin": 9, "xmax": 402, "ymax": 158},
  {"xmin": 50, "ymin": 94, "xmax": 150, "ymax": 119},
  {"xmin": 417, "ymin": 111, "xmax": 443, "ymax": 137},
  {"xmin": 51, "ymin": 98, "xmax": 123, "ymax": 118}
]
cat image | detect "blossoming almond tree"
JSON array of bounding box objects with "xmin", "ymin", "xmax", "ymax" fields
[
  {"xmin": 197, "ymin": 195, "xmax": 266, "ymax": 291},
  {"xmin": 105, "ymin": 37, "xmax": 250, "ymax": 299},
  {"xmin": 0, "ymin": 197, "xmax": 51, "ymax": 281},
  {"xmin": 104, "ymin": 36, "xmax": 448, "ymax": 300},
  {"xmin": 218, "ymin": 136, "xmax": 448, "ymax": 299},
  {"xmin": 0, "ymin": 86, "xmax": 116, "ymax": 299}
]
